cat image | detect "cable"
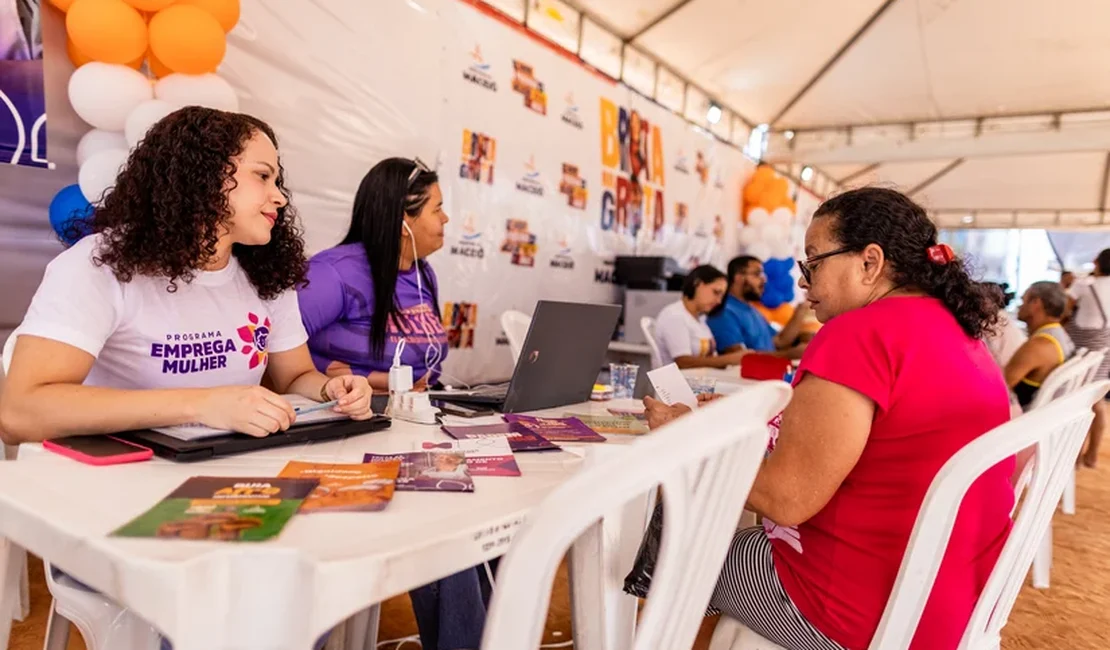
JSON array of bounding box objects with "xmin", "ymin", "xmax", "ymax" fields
[
  {"xmin": 539, "ymin": 641, "xmax": 574, "ymax": 648},
  {"xmin": 376, "ymin": 634, "xmax": 421, "ymax": 649}
]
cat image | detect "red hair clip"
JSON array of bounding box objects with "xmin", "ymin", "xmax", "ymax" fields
[{"xmin": 927, "ymin": 243, "xmax": 955, "ymax": 266}]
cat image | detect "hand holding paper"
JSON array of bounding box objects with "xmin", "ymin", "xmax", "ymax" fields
[{"xmin": 646, "ymin": 364, "xmax": 698, "ymax": 410}]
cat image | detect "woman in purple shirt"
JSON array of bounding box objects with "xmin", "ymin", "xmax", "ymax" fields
[
  {"xmin": 299, "ymin": 157, "xmax": 450, "ymax": 389},
  {"xmin": 298, "ymin": 158, "xmax": 489, "ymax": 649}
]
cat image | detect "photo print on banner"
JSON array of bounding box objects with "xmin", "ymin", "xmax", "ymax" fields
[
  {"xmin": 0, "ymin": 0, "xmax": 47, "ymax": 168},
  {"xmin": 511, "ymin": 60, "xmax": 545, "ymax": 115},
  {"xmin": 559, "ymin": 163, "xmax": 587, "ymax": 209},
  {"xmin": 599, "ymin": 97, "xmax": 665, "ymax": 240},
  {"xmin": 460, "ymin": 128, "xmax": 496, "ymax": 184},
  {"xmin": 443, "ymin": 302, "xmax": 478, "ymax": 350},
  {"xmin": 501, "ymin": 218, "xmax": 537, "ymax": 267}
]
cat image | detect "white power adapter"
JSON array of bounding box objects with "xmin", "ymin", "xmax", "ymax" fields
[{"xmin": 387, "ymin": 339, "xmax": 440, "ymax": 425}]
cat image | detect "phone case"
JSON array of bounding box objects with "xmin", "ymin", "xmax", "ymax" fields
[{"xmin": 43, "ymin": 437, "xmax": 153, "ymax": 466}]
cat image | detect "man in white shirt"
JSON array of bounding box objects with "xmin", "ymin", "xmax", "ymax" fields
[{"xmin": 1065, "ymin": 249, "xmax": 1110, "ymax": 467}]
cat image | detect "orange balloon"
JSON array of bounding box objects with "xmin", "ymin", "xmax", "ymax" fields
[
  {"xmin": 124, "ymin": 0, "xmax": 175, "ymax": 10},
  {"xmin": 770, "ymin": 177, "xmax": 790, "ymax": 200},
  {"xmin": 175, "ymin": 0, "xmax": 240, "ymax": 32},
  {"xmin": 67, "ymin": 38, "xmax": 142, "ymax": 69},
  {"xmin": 146, "ymin": 49, "xmax": 174, "ymax": 78},
  {"xmin": 743, "ymin": 179, "xmax": 769, "ymax": 205},
  {"xmin": 66, "ymin": 0, "xmax": 147, "ymax": 65},
  {"xmin": 148, "ymin": 5, "xmax": 227, "ymax": 75},
  {"xmin": 752, "ymin": 165, "xmax": 776, "ymax": 181},
  {"xmin": 48, "ymin": 0, "xmax": 78, "ymax": 12}
]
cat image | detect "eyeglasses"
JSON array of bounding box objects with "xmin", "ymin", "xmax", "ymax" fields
[
  {"xmin": 407, "ymin": 157, "xmax": 432, "ymax": 188},
  {"xmin": 797, "ymin": 246, "xmax": 854, "ymax": 284}
]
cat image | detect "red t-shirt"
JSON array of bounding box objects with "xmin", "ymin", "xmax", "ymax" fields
[{"xmin": 767, "ymin": 296, "xmax": 1014, "ymax": 649}]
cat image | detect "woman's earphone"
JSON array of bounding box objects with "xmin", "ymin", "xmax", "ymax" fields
[{"xmin": 401, "ymin": 219, "xmax": 446, "ymax": 376}]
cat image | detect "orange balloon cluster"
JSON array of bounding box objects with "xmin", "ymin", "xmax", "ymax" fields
[
  {"xmin": 54, "ymin": 0, "xmax": 239, "ymax": 77},
  {"xmin": 741, "ymin": 165, "xmax": 796, "ymax": 224}
]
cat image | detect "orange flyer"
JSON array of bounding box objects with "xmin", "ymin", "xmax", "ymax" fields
[{"xmin": 279, "ymin": 460, "xmax": 401, "ymax": 514}]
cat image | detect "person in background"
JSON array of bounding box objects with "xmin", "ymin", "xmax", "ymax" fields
[
  {"xmin": 983, "ymin": 282, "xmax": 1026, "ymax": 369},
  {"xmin": 298, "ymin": 157, "xmax": 448, "ymax": 391},
  {"xmin": 652, "ymin": 265, "xmax": 747, "ymax": 369},
  {"xmin": 644, "ymin": 187, "xmax": 1013, "ymax": 649},
  {"xmin": 0, "ymin": 107, "xmax": 373, "ymax": 650},
  {"xmin": 706, "ymin": 255, "xmax": 808, "ymax": 359},
  {"xmin": 1004, "ymin": 282, "xmax": 1074, "ymax": 410},
  {"xmin": 1065, "ymin": 249, "xmax": 1110, "ymax": 467},
  {"xmin": 295, "ymin": 157, "xmax": 489, "ymax": 650},
  {"xmin": 1061, "ymin": 270, "xmax": 1075, "ymax": 292}
]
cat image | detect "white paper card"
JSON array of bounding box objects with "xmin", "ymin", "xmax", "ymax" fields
[
  {"xmin": 647, "ymin": 363, "xmax": 698, "ymax": 410},
  {"xmin": 152, "ymin": 395, "xmax": 347, "ymax": 441}
]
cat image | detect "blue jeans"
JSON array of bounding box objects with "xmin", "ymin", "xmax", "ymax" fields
[{"xmin": 408, "ymin": 562, "xmax": 495, "ymax": 650}]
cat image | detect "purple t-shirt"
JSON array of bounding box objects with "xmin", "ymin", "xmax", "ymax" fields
[{"xmin": 297, "ymin": 243, "xmax": 448, "ymax": 382}]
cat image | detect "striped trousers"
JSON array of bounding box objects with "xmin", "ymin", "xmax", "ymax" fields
[{"xmin": 709, "ymin": 527, "xmax": 844, "ymax": 650}]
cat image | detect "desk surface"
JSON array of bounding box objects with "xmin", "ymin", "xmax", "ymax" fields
[{"xmin": 0, "ymin": 400, "xmax": 635, "ymax": 650}]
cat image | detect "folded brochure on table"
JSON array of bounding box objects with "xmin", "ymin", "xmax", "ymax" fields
[
  {"xmin": 279, "ymin": 460, "xmax": 402, "ymax": 513},
  {"xmin": 440, "ymin": 421, "xmax": 561, "ymax": 452},
  {"xmin": 364, "ymin": 450, "xmax": 475, "ymax": 492},
  {"xmin": 112, "ymin": 476, "xmax": 318, "ymax": 541},
  {"xmin": 419, "ymin": 437, "xmax": 521, "ymax": 477}
]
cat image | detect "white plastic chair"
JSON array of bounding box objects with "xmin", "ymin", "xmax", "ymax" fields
[
  {"xmin": 480, "ymin": 381, "xmax": 793, "ymax": 650},
  {"xmin": 640, "ymin": 316, "xmax": 662, "ymax": 369},
  {"xmin": 710, "ymin": 380, "xmax": 1109, "ymax": 650},
  {"xmin": 500, "ymin": 309, "xmax": 532, "ymax": 365},
  {"xmin": 0, "ymin": 333, "xmax": 30, "ymax": 628},
  {"xmin": 1023, "ymin": 349, "xmax": 1097, "ymax": 589}
]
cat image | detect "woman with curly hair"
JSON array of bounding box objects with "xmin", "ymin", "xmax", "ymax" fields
[
  {"xmin": 641, "ymin": 188, "xmax": 1014, "ymax": 649},
  {"xmin": 0, "ymin": 106, "xmax": 373, "ymax": 446}
]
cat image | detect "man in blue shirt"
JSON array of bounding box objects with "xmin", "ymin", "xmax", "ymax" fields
[{"xmin": 707, "ymin": 255, "xmax": 809, "ymax": 359}]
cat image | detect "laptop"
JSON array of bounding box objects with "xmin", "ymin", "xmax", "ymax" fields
[
  {"xmin": 117, "ymin": 416, "xmax": 391, "ymax": 463},
  {"xmin": 428, "ymin": 300, "xmax": 621, "ymax": 413}
]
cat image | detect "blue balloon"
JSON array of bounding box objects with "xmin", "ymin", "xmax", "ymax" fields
[
  {"xmin": 48, "ymin": 184, "xmax": 93, "ymax": 246},
  {"xmin": 761, "ymin": 257, "xmax": 796, "ymax": 308}
]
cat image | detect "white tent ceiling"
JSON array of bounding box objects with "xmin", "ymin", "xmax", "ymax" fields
[{"xmin": 564, "ymin": 0, "xmax": 1110, "ymax": 228}]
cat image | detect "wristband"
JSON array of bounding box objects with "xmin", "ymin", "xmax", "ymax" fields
[{"xmin": 320, "ymin": 382, "xmax": 331, "ymax": 402}]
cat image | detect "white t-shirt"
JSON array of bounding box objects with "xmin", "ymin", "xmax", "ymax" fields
[
  {"xmin": 1071, "ymin": 276, "xmax": 1110, "ymax": 330},
  {"xmin": 15, "ymin": 235, "xmax": 308, "ymax": 390},
  {"xmin": 986, "ymin": 309, "xmax": 1027, "ymax": 368},
  {"xmin": 653, "ymin": 300, "xmax": 715, "ymax": 366}
]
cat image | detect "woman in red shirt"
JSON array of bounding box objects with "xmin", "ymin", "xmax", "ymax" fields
[{"xmin": 645, "ymin": 187, "xmax": 1013, "ymax": 649}]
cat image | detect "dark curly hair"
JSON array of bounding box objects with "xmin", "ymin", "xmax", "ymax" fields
[
  {"xmin": 67, "ymin": 106, "xmax": 306, "ymax": 300},
  {"xmin": 813, "ymin": 187, "xmax": 997, "ymax": 339}
]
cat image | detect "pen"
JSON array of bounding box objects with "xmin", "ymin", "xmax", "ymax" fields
[{"xmin": 295, "ymin": 399, "xmax": 340, "ymax": 416}]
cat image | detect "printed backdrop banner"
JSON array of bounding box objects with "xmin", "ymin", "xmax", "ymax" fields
[
  {"xmin": 1, "ymin": 0, "xmax": 47, "ymax": 168},
  {"xmin": 222, "ymin": 0, "xmax": 756, "ymax": 384}
]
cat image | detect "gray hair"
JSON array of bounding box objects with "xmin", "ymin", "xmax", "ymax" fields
[{"xmin": 1025, "ymin": 281, "xmax": 1067, "ymax": 319}]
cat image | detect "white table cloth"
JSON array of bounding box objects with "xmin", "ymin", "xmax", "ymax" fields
[{"xmin": 0, "ymin": 400, "xmax": 650, "ymax": 650}]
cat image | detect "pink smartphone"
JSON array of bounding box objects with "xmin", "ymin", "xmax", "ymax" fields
[{"xmin": 43, "ymin": 436, "xmax": 153, "ymax": 466}]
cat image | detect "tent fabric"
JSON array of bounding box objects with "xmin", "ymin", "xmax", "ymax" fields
[{"xmin": 573, "ymin": 0, "xmax": 1110, "ymax": 228}]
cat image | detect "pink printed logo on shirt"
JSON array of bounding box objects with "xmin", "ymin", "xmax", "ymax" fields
[{"xmin": 237, "ymin": 312, "xmax": 271, "ymax": 369}]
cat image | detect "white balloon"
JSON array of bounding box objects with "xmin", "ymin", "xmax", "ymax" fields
[
  {"xmin": 76, "ymin": 129, "xmax": 128, "ymax": 167},
  {"xmin": 737, "ymin": 227, "xmax": 759, "ymax": 247},
  {"xmin": 771, "ymin": 206, "xmax": 794, "ymax": 223},
  {"xmin": 747, "ymin": 208, "xmax": 771, "ymax": 228},
  {"xmin": 155, "ymin": 73, "xmax": 240, "ymax": 112},
  {"xmin": 746, "ymin": 242, "xmax": 772, "ymax": 261},
  {"xmin": 69, "ymin": 63, "xmax": 153, "ymax": 131},
  {"xmin": 79, "ymin": 149, "xmax": 129, "ymax": 202},
  {"xmin": 770, "ymin": 238, "xmax": 795, "ymax": 260},
  {"xmin": 125, "ymin": 99, "xmax": 176, "ymax": 147}
]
